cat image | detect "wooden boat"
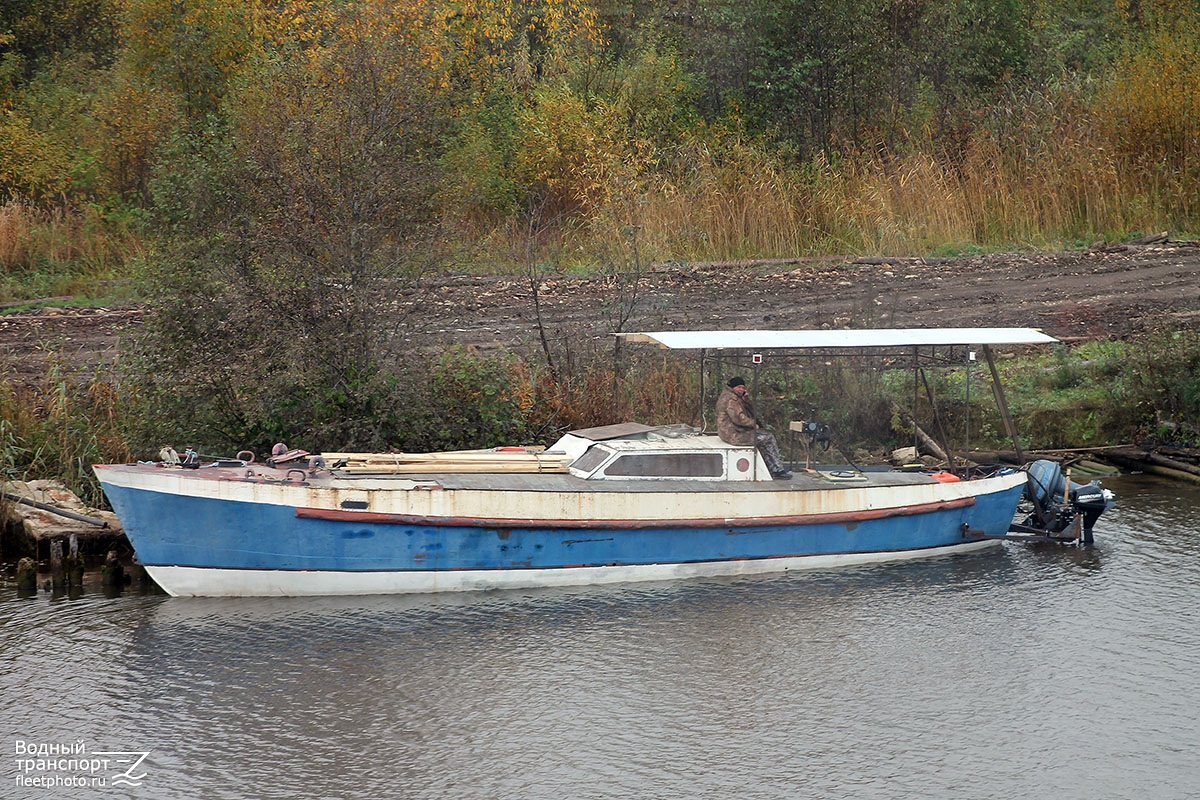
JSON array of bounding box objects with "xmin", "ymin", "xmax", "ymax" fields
[{"xmin": 94, "ymin": 328, "xmax": 1109, "ymax": 597}]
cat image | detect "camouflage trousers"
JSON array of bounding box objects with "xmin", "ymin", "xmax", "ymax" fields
[{"xmin": 755, "ymin": 430, "xmax": 787, "ymax": 474}]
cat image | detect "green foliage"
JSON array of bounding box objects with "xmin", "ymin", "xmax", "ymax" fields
[
  {"xmin": 0, "ymin": 116, "xmax": 72, "ymax": 201},
  {"xmin": 742, "ymin": 0, "xmax": 886, "ymax": 151},
  {"xmin": 0, "ymin": 199, "xmax": 145, "ymax": 303},
  {"xmin": 5, "ymin": 0, "xmax": 1200, "ymax": 268},
  {"xmin": 923, "ymin": 0, "xmax": 1030, "ymax": 98},
  {"xmin": 0, "ymin": 54, "xmax": 100, "ymax": 201},
  {"xmin": 8, "ymin": 0, "xmax": 1200, "ymax": 491},
  {"xmin": 0, "ymin": 361, "xmax": 134, "ymax": 505},
  {"xmin": 898, "ymin": 334, "xmax": 1200, "ymax": 451},
  {"xmin": 0, "ymin": 0, "xmax": 120, "ymax": 78},
  {"xmin": 403, "ymin": 348, "xmax": 535, "ymax": 451},
  {"xmin": 1119, "ymin": 329, "xmax": 1200, "ymax": 437},
  {"xmin": 0, "ymin": 414, "xmax": 27, "ymax": 481},
  {"xmin": 121, "ymin": 0, "xmax": 259, "ymax": 124},
  {"xmin": 1025, "ymin": 0, "xmax": 1123, "ymax": 74},
  {"xmin": 447, "ymin": 35, "xmax": 700, "ymax": 223},
  {"xmin": 133, "ymin": 4, "xmax": 451, "ymax": 455},
  {"xmin": 441, "ymin": 86, "xmax": 525, "ymax": 219}
]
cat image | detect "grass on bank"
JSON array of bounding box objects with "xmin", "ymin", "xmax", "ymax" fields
[
  {"xmin": 0, "ymin": 199, "xmax": 144, "ymax": 305},
  {"xmin": 4, "ymin": 331, "xmax": 1199, "ymax": 506}
]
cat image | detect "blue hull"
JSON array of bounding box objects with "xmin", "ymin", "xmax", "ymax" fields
[{"xmin": 103, "ymin": 481, "xmax": 1024, "ymax": 575}]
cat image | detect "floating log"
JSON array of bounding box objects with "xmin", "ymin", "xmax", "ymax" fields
[{"xmin": 1069, "ymin": 459, "xmax": 1121, "ymax": 476}]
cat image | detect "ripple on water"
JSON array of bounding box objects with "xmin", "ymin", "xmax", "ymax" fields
[{"xmin": 2, "ymin": 474, "xmax": 1198, "ymax": 799}]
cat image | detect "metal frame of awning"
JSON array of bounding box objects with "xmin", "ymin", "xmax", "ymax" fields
[
  {"xmin": 616, "ymin": 327, "xmax": 1058, "ymax": 350},
  {"xmin": 617, "ymin": 328, "xmax": 1059, "ymax": 469}
]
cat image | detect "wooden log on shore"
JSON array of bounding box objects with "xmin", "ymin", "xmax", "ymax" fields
[
  {"xmin": 966, "ymin": 446, "xmax": 1130, "ymax": 472},
  {"xmin": 1111, "ymin": 460, "xmax": 1200, "ymax": 484},
  {"xmin": 1137, "ymin": 450, "xmax": 1200, "ymax": 477},
  {"xmin": 1128, "ymin": 231, "xmax": 1169, "ymax": 245},
  {"xmin": 1, "ymin": 491, "xmax": 110, "ymax": 528},
  {"xmin": 890, "ymin": 403, "xmax": 949, "ymax": 462},
  {"xmin": 1, "ymin": 480, "xmax": 123, "ymax": 559},
  {"xmin": 1103, "ymin": 447, "xmax": 1200, "ymax": 484},
  {"xmin": 913, "ymin": 425, "xmax": 948, "ymax": 462}
]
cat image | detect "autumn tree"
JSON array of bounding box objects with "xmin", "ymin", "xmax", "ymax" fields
[
  {"xmin": 138, "ymin": 1, "xmax": 450, "ymax": 451},
  {"xmin": 0, "ymin": 0, "xmax": 120, "ymax": 78},
  {"xmin": 120, "ymin": 0, "xmax": 260, "ymax": 125}
]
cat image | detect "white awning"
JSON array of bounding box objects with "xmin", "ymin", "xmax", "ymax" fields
[{"xmin": 616, "ymin": 328, "xmax": 1058, "ymax": 350}]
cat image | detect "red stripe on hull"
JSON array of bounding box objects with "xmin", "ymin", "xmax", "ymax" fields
[{"xmin": 295, "ymin": 496, "xmax": 976, "ymax": 530}]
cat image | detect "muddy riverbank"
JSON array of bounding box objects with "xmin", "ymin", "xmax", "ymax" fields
[{"xmin": 2, "ymin": 242, "xmax": 1199, "ymax": 387}]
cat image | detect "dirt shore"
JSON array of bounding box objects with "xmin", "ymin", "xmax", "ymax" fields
[{"xmin": 2, "ymin": 242, "xmax": 1198, "ymax": 386}]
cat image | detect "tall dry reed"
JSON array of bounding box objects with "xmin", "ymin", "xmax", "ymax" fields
[
  {"xmin": 572, "ymin": 78, "xmax": 1198, "ymax": 262},
  {"xmin": 0, "ymin": 199, "xmax": 145, "ymax": 300}
]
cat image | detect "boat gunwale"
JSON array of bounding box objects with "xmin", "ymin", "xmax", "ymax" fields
[{"xmin": 294, "ymin": 495, "xmax": 977, "ymax": 529}]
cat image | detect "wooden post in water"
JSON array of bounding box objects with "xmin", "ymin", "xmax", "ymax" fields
[
  {"xmin": 66, "ymin": 533, "xmax": 84, "ymax": 586},
  {"xmin": 125, "ymin": 561, "xmax": 152, "ymax": 587},
  {"xmin": 16, "ymin": 557, "xmax": 37, "ymax": 591},
  {"xmin": 50, "ymin": 538, "xmax": 66, "ymax": 590},
  {"xmin": 101, "ymin": 549, "xmax": 125, "ymax": 588}
]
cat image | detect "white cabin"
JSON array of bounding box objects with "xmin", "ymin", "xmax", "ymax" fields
[{"xmin": 550, "ymin": 423, "xmax": 770, "ymax": 482}]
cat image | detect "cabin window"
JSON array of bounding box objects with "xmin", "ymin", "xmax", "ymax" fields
[
  {"xmin": 570, "ymin": 446, "xmax": 612, "ymax": 473},
  {"xmin": 603, "ymin": 453, "xmax": 724, "ymax": 478}
]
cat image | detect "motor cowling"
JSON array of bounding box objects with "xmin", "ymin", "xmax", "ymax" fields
[{"xmin": 1022, "ymin": 459, "xmax": 1114, "ymax": 540}]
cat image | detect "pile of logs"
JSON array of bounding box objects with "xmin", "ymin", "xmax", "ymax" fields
[
  {"xmin": 1101, "ymin": 446, "xmax": 1200, "ymax": 485},
  {"xmin": 322, "ymin": 446, "xmax": 574, "ymax": 475},
  {"xmin": 964, "ymin": 444, "xmax": 1200, "ymax": 484}
]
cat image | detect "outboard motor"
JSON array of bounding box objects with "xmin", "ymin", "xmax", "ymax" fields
[{"xmin": 1021, "ymin": 459, "xmax": 1114, "ymax": 542}]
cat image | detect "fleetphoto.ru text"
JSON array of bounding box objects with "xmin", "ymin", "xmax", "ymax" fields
[{"xmin": 12, "ymin": 739, "xmax": 150, "ymax": 791}]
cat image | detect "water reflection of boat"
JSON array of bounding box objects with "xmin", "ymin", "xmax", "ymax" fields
[{"xmin": 95, "ymin": 328, "xmax": 1111, "ymax": 597}]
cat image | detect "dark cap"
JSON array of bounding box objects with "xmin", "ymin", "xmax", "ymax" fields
[{"xmin": 728, "ymin": 376, "xmax": 746, "ymax": 388}]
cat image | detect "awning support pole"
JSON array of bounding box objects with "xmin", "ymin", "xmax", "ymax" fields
[
  {"xmin": 912, "ymin": 347, "xmax": 920, "ymax": 454},
  {"xmin": 982, "ymin": 345, "xmax": 1025, "ymax": 463},
  {"xmin": 919, "ymin": 366, "xmax": 956, "ymax": 473}
]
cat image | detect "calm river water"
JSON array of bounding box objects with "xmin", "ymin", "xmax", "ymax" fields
[{"xmin": 2, "ymin": 474, "xmax": 1198, "ymax": 800}]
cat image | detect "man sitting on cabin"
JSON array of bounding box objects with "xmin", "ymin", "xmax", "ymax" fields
[{"xmin": 716, "ymin": 377, "xmax": 792, "ymax": 479}]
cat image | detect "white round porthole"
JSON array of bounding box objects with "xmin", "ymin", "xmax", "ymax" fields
[{"xmin": 736, "ymin": 457, "xmax": 751, "ymax": 472}]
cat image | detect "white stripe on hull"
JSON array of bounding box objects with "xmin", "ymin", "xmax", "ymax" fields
[
  {"xmin": 147, "ymin": 538, "xmax": 1001, "ymax": 597},
  {"xmin": 96, "ymin": 465, "xmax": 1026, "ymax": 526}
]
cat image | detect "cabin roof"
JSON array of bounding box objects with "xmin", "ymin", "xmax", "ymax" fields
[
  {"xmin": 568, "ymin": 422, "xmax": 659, "ymax": 441},
  {"xmin": 616, "ymin": 327, "xmax": 1058, "ymax": 350},
  {"xmin": 597, "ymin": 434, "xmax": 734, "ymax": 452}
]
